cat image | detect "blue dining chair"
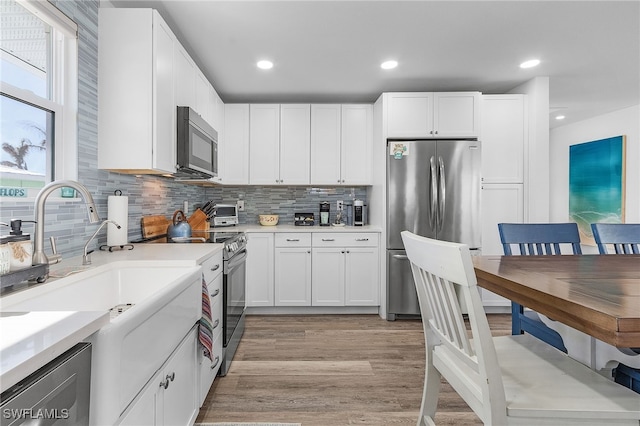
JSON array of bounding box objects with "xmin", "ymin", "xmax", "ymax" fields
[
  {"xmin": 498, "ymin": 223, "xmax": 583, "ymax": 352},
  {"xmin": 591, "ymin": 223, "xmax": 640, "ymax": 254}
]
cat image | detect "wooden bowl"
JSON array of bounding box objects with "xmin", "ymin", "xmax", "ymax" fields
[{"xmin": 259, "ymin": 214, "xmax": 279, "ymax": 226}]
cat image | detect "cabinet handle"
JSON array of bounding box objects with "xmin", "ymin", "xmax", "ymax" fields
[
  {"xmin": 286, "ymin": 238, "xmax": 300, "ymax": 242},
  {"xmin": 342, "ymin": 180, "xmax": 345, "ymax": 183},
  {"xmin": 355, "ymin": 238, "xmax": 369, "ymax": 241},
  {"xmin": 341, "ymin": 250, "xmax": 345, "ymax": 254},
  {"xmin": 212, "ymin": 319, "xmax": 220, "ymax": 330},
  {"xmin": 211, "ymin": 264, "xmax": 220, "ymax": 271},
  {"xmin": 307, "ymin": 250, "xmax": 311, "ymax": 254},
  {"xmin": 211, "ymin": 288, "xmax": 220, "ymax": 298},
  {"xmin": 322, "ymin": 238, "xmax": 335, "ymax": 242},
  {"xmin": 346, "ymin": 250, "xmax": 350, "ymax": 254},
  {"xmin": 160, "ymin": 378, "xmax": 169, "ymax": 389},
  {"xmin": 337, "ymin": 179, "xmax": 341, "ymax": 183},
  {"xmin": 211, "ymin": 355, "xmax": 220, "ymax": 370},
  {"xmin": 167, "ymin": 372, "xmax": 175, "ymax": 382}
]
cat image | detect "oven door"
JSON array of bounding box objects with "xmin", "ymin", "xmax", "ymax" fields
[{"xmin": 223, "ymin": 249, "xmax": 247, "ymax": 346}]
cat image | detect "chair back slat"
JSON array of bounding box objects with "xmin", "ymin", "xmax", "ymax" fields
[
  {"xmin": 591, "ymin": 223, "xmax": 640, "ymax": 255},
  {"xmin": 402, "ymin": 231, "xmax": 507, "ymax": 425},
  {"xmin": 500, "ymin": 223, "xmax": 582, "ymax": 255}
]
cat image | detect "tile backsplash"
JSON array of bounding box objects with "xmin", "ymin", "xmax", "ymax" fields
[{"xmin": 204, "ymin": 186, "xmax": 368, "ymax": 225}]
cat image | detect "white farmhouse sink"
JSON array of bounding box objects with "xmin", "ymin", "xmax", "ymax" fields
[{"xmin": 0, "ymin": 261, "xmax": 202, "ymax": 426}]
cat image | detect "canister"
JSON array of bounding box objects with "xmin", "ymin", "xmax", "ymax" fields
[{"xmin": 344, "ymin": 201, "xmax": 354, "ymax": 226}]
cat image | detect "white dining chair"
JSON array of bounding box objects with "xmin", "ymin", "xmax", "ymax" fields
[{"xmin": 401, "ymin": 230, "xmax": 640, "ymax": 426}]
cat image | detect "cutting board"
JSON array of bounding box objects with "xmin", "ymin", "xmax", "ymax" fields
[{"xmin": 141, "ymin": 215, "xmax": 170, "ymax": 238}]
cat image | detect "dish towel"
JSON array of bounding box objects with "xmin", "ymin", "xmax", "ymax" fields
[{"xmin": 199, "ymin": 273, "xmax": 214, "ymax": 362}]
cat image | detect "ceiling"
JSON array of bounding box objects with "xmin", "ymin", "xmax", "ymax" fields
[{"xmin": 108, "ymin": 1, "xmax": 640, "ymax": 129}]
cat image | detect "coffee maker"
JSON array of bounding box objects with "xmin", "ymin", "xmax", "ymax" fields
[
  {"xmin": 354, "ymin": 199, "xmax": 367, "ymax": 226},
  {"xmin": 319, "ymin": 202, "xmax": 330, "ymax": 226}
]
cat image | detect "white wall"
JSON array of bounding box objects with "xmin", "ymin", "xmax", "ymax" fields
[{"xmin": 550, "ymin": 104, "xmax": 640, "ymax": 251}]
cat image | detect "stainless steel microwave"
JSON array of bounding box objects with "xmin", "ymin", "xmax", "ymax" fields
[{"xmin": 176, "ymin": 106, "xmax": 217, "ymax": 179}]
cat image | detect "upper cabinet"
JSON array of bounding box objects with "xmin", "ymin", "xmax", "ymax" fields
[
  {"xmin": 279, "ymin": 104, "xmax": 311, "ymax": 184},
  {"xmin": 98, "ymin": 8, "xmax": 177, "ymax": 174},
  {"xmin": 481, "ymin": 94, "xmax": 527, "ymax": 184},
  {"xmin": 175, "ymin": 44, "xmax": 196, "ymax": 109},
  {"xmin": 386, "ymin": 92, "xmax": 480, "ymax": 139},
  {"xmin": 310, "ymin": 104, "xmax": 372, "ymax": 185},
  {"xmin": 221, "ymin": 104, "xmax": 250, "ymax": 185}
]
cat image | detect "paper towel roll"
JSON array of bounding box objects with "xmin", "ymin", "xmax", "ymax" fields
[{"xmin": 107, "ymin": 194, "xmax": 128, "ymax": 246}]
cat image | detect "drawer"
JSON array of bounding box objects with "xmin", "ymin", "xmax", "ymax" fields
[
  {"xmin": 198, "ymin": 331, "xmax": 222, "ymax": 406},
  {"xmin": 208, "ymin": 273, "xmax": 222, "ymax": 308},
  {"xmin": 202, "ymin": 251, "xmax": 223, "ymax": 284},
  {"xmin": 312, "ymin": 233, "xmax": 379, "ymax": 247},
  {"xmin": 275, "ymin": 233, "xmax": 312, "ymax": 247}
]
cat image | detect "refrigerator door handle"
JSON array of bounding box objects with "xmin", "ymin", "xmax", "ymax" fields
[
  {"xmin": 429, "ymin": 156, "xmax": 438, "ymax": 230},
  {"xmin": 438, "ymin": 156, "xmax": 446, "ymax": 232}
]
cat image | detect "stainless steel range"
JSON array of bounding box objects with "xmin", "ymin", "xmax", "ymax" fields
[{"xmin": 217, "ymin": 231, "xmax": 247, "ymax": 376}]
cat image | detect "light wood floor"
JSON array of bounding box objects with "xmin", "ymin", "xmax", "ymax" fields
[{"xmin": 196, "ymin": 314, "xmax": 511, "ymax": 426}]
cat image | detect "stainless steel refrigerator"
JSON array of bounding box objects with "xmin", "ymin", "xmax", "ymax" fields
[{"xmin": 386, "ymin": 139, "xmax": 481, "ymax": 320}]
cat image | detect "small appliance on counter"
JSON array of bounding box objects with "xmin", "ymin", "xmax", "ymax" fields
[
  {"xmin": 212, "ymin": 204, "xmax": 238, "ymax": 227},
  {"xmin": 294, "ymin": 212, "xmax": 315, "ymax": 226},
  {"xmin": 319, "ymin": 202, "xmax": 330, "ymax": 226},
  {"xmin": 354, "ymin": 200, "xmax": 367, "ymax": 226},
  {"xmin": 344, "ymin": 201, "xmax": 354, "ymax": 226}
]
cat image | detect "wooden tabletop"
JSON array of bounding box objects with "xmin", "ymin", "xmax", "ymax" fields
[{"xmin": 472, "ymin": 255, "xmax": 640, "ymax": 348}]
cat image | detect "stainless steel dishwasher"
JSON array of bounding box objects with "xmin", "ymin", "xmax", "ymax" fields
[{"xmin": 0, "ymin": 342, "xmax": 91, "ymax": 426}]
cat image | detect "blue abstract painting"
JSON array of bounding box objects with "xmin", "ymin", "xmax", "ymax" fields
[{"xmin": 569, "ymin": 135, "xmax": 626, "ymax": 244}]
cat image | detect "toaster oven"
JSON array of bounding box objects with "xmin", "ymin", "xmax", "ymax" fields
[{"xmin": 213, "ymin": 204, "xmax": 238, "ymax": 227}]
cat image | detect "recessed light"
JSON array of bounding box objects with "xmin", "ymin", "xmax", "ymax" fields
[
  {"xmin": 520, "ymin": 59, "xmax": 540, "ymax": 69},
  {"xmin": 257, "ymin": 60, "xmax": 273, "ymax": 70},
  {"xmin": 555, "ymin": 115, "xmax": 566, "ymax": 120},
  {"xmin": 381, "ymin": 60, "xmax": 398, "ymax": 70}
]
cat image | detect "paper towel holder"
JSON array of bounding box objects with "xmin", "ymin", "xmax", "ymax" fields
[{"xmin": 103, "ymin": 189, "xmax": 134, "ymax": 252}]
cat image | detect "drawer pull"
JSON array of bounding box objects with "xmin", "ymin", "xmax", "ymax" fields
[
  {"xmin": 322, "ymin": 238, "xmax": 335, "ymax": 242},
  {"xmin": 210, "ymin": 288, "xmax": 220, "ymax": 298},
  {"xmin": 211, "ymin": 264, "xmax": 220, "ymax": 272},
  {"xmin": 212, "ymin": 319, "xmax": 220, "ymax": 330},
  {"xmin": 355, "ymin": 238, "xmax": 369, "ymax": 241},
  {"xmin": 160, "ymin": 378, "xmax": 170, "ymax": 389},
  {"xmin": 211, "ymin": 355, "xmax": 220, "ymax": 370},
  {"xmin": 167, "ymin": 372, "xmax": 175, "ymax": 382},
  {"xmin": 286, "ymin": 238, "xmax": 300, "ymax": 242}
]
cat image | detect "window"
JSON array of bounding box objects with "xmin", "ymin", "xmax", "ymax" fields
[{"xmin": 0, "ymin": 0, "xmax": 78, "ymax": 199}]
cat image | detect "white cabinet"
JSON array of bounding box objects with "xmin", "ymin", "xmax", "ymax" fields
[
  {"xmin": 196, "ymin": 70, "xmax": 213, "ymax": 125},
  {"xmin": 279, "ymin": 104, "xmax": 311, "ymax": 184},
  {"xmin": 480, "ymin": 184, "xmax": 524, "ymax": 307},
  {"xmin": 310, "ymin": 104, "xmax": 372, "ymax": 185},
  {"xmin": 249, "ymin": 104, "xmax": 311, "ymax": 185},
  {"xmin": 246, "ymin": 232, "xmax": 275, "ymax": 306},
  {"xmin": 386, "ymin": 92, "xmax": 480, "ymax": 139},
  {"xmin": 249, "ymin": 104, "xmax": 280, "ymax": 184},
  {"xmin": 481, "ymin": 95, "xmax": 527, "ymax": 183},
  {"xmin": 222, "ymin": 104, "xmax": 250, "ymax": 184},
  {"xmin": 198, "ymin": 252, "xmax": 223, "ymax": 406},
  {"xmin": 311, "ymin": 233, "xmax": 379, "ymax": 306},
  {"xmin": 274, "ymin": 233, "xmax": 312, "ymax": 306},
  {"xmin": 175, "ymin": 43, "xmax": 196, "ymax": 108},
  {"xmin": 118, "ymin": 327, "xmax": 198, "ymax": 426},
  {"xmin": 98, "ymin": 8, "xmax": 176, "ymax": 174}
]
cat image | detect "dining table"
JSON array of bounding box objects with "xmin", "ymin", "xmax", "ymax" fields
[{"xmin": 472, "ymin": 254, "xmax": 640, "ymax": 349}]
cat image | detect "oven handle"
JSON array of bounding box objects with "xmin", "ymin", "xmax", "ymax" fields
[{"xmin": 225, "ymin": 249, "xmax": 247, "ymax": 271}]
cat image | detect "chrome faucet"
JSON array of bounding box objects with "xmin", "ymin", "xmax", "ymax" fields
[
  {"xmin": 83, "ymin": 220, "xmax": 121, "ymax": 265},
  {"xmin": 33, "ymin": 180, "xmax": 101, "ymax": 266}
]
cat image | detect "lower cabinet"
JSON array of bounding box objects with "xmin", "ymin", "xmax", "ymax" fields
[
  {"xmin": 247, "ymin": 231, "xmax": 380, "ymax": 309},
  {"xmin": 117, "ymin": 327, "xmax": 198, "ymax": 426},
  {"xmin": 274, "ymin": 233, "xmax": 312, "ymax": 306},
  {"xmin": 312, "ymin": 233, "xmax": 380, "ymax": 306}
]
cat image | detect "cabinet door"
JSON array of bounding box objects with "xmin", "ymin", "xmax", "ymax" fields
[
  {"xmin": 341, "ymin": 104, "xmax": 372, "ymax": 185},
  {"xmin": 311, "ymin": 248, "xmax": 345, "ymax": 306},
  {"xmin": 116, "ymin": 371, "xmax": 159, "ymax": 426},
  {"xmin": 195, "ymin": 70, "xmax": 212, "ymax": 124},
  {"xmin": 249, "ymin": 104, "xmax": 280, "ymax": 184},
  {"xmin": 310, "ymin": 104, "xmax": 342, "ymax": 185},
  {"xmin": 174, "ymin": 44, "xmax": 195, "ymax": 108},
  {"xmin": 433, "ymin": 92, "xmax": 480, "ymax": 138},
  {"xmin": 480, "ymin": 184, "xmax": 523, "ymax": 307},
  {"xmin": 222, "ymin": 104, "xmax": 250, "ymax": 184},
  {"xmin": 280, "ymin": 104, "xmax": 311, "ymax": 184},
  {"xmin": 481, "ymin": 95, "xmax": 526, "ymax": 183},
  {"xmin": 161, "ymin": 329, "xmax": 198, "ymax": 426},
  {"xmin": 344, "ymin": 247, "xmax": 379, "ymax": 306},
  {"xmin": 153, "ymin": 13, "xmax": 176, "ymax": 173},
  {"xmin": 386, "ymin": 92, "xmax": 433, "ymax": 139},
  {"xmin": 246, "ymin": 233, "xmax": 274, "ymax": 306},
  {"xmin": 275, "ymin": 247, "xmax": 312, "ymax": 306}
]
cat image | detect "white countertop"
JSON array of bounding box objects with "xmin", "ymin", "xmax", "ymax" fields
[
  {"xmin": 210, "ymin": 224, "xmax": 382, "ymax": 233},
  {"xmin": 0, "ymin": 243, "xmax": 222, "ymax": 393}
]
